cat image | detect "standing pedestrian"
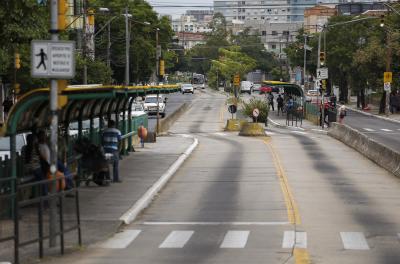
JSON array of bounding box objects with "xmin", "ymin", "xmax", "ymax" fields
[
  {"xmin": 102, "ymin": 120, "xmax": 122, "ymax": 183},
  {"xmin": 277, "ymin": 94, "xmax": 284, "ymax": 116},
  {"xmin": 267, "ymin": 92, "xmax": 275, "ymax": 111},
  {"xmin": 338, "ymin": 104, "xmax": 346, "ymax": 124}
]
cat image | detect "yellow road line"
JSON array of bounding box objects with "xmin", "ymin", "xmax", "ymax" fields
[
  {"xmin": 263, "ymin": 138, "xmax": 310, "ymax": 264},
  {"xmin": 294, "ymin": 249, "xmax": 311, "ymax": 264},
  {"xmin": 264, "ymin": 138, "xmax": 300, "ymax": 225}
]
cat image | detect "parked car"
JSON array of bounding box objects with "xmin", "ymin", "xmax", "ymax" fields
[
  {"xmin": 305, "ymin": 89, "xmax": 320, "ymax": 102},
  {"xmin": 240, "ymin": 81, "xmax": 253, "ymax": 94},
  {"xmin": 0, "ymin": 133, "xmax": 29, "ymax": 160},
  {"xmin": 252, "ymin": 83, "xmax": 262, "ymax": 91},
  {"xmin": 143, "ymin": 94, "xmax": 167, "ymax": 118},
  {"xmin": 181, "ymin": 83, "xmax": 194, "ymax": 94},
  {"xmin": 259, "ymin": 85, "xmax": 280, "ymax": 94},
  {"xmin": 69, "ymin": 118, "xmax": 100, "ymax": 136}
]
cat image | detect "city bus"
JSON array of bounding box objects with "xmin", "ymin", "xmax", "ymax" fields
[{"xmin": 192, "ymin": 73, "xmax": 205, "ymax": 89}]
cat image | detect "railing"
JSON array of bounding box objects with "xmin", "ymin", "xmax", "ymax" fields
[
  {"xmin": 0, "ymin": 114, "xmax": 148, "ymax": 263},
  {"xmin": 304, "ymin": 102, "xmax": 320, "ymax": 125}
]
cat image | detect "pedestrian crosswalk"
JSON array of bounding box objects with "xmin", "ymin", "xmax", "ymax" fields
[{"xmin": 93, "ymin": 229, "xmax": 400, "ymax": 251}]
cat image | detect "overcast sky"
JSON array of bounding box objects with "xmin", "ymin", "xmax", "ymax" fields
[{"xmin": 148, "ymin": 0, "xmax": 214, "ymax": 18}]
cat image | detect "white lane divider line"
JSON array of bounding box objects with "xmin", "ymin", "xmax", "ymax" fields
[
  {"xmin": 291, "ymin": 131, "xmax": 307, "ymax": 135},
  {"xmin": 282, "ymin": 231, "xmax": 307, "ymax": 249},
  {"xmin": 340, "ymin": 232, "xmax": 370, "ymax": 250},
  {"xmin": 265, "ymin": 131, "xmax": 276, "ymax": 135},
  {"xmin": 381, "ymin": 129, "xmax": 393, "ymax": 132},
  {"xmin": 142, "ymin": 221, "xmax": 290, "ymax": 226},
  {"xmin": 363, "ymin": 128, "xmax": 375, "ymax": 132},
  {"xmin": 220, "ymin": 231, "xmax": 250, "ymax": 248},
  {"xmin": 159, "ymin": 231, "xmax": 194, "ymax": 248},
  {"xmin": 214, "ymin": 132, "xmax": 227, "ymax": 136},
  {"xmin": 94, "ymin": 230, "xmax": 141, "ymax": 249}
]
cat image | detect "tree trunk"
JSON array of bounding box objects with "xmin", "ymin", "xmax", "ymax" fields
[
  {"xmin": 361, "ymin": 89, "xmax": 366, "ymax": 109},
  {"xmin": 379, "ymin": 92, "xmax": 386, "ymax": 114}
]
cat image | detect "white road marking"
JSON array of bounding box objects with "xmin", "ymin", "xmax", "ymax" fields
[
  {"xmin": 340, "ymin": 232, "xmax": 370, "ymax": 250},
  {"xmin": 311, "ymin": 129, "xmax": 326, "ymax": 133},
  {"xmin": 0, "ymin": 262, "xmax": 12, "ymax": 264},
  {"xmin": 94, "ymin": 230, "xmax": 141, "ymax": 249},
  {"xmin": 141, "ymin": 221, "xmax": 290, "ymax": 226},
  {"xmin": 397, "ymin": 233, "xmax": 400, "ymax": 241},
  {"xmin": 159, "ymin": 231, "xmax": 194, "ymax": 248},
  {"xmin": 220, "ymin": 231, "xmax": 250, "ymax": 248},
  {"xmin": 291, "ymin": 131, "xmax": 307, "ymax": 135},
  {"xmin": 282, "ymin": 231, "xmax": 307, "ymax": 249},
  {"xmin": 363, "ymin": 128, "xmax": 375, "ymax": 132},
  {"xmin": 214, "ymin": 132, "xmax": 227, "ymax": 136},
  {"xmin": 265, "ymin": 131, "xmax": 276, "ymax": 135},
  {"xmin": 381, "ymin": 129, "xmax": 393, "ymax": 132}
]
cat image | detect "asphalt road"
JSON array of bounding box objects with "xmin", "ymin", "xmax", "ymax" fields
[
  {"xmin": 45, "ymin": 89, "xmax": 400, "ymax": 264},
  {"xmin": 147, "ymin": 90, "xmax": 196, "ymax": 132},
  {"xmin": 344, "ymin": 109, "xmax": 400, "ymax": 151}
]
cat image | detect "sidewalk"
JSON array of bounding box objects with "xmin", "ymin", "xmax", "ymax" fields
[
  {"xmin": 346, "ymin": 102, "xmax": 400, "ymax": 122},
  {"xmin": 0, "ymin": 135, "xmax": 194, "ymax": 264}
]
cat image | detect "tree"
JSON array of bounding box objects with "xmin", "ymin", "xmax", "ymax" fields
[{"xmin": 0, "ymin": 0, "xmax": 49, "ymax": 92}]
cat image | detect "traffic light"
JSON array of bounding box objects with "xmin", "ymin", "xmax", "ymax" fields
[
  {"xmin": 58, "ymin": 0, "xmax": 68, "ymax": 30},
  {"xmin": 14, "ymin": 53, "xmax": 21, "ymax": 69},
  {"xmin": 14, "ymin": 83, "xmax": 20, "ymax": 95},
  {"xmin": 380, "ymin": 15, "xmax": 385, "ymax": 27},
  {"xmin": 159, "ymin": 60, "xmax": 165, "ymax": 76},
  {"xmin": 88, "ymin": 9, "xmax": 95, "ymax": 26},
  {"xmin": 320, "ymin": 51, "xmax": 325, "ymax": 66}
]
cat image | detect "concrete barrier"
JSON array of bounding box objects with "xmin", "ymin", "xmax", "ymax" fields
[
  {"xmin": 154, "ymin": 103, "xmax": 190, "ymax": 134},
  {"xmin": 328, "ymin": 122, "xmax": 400, "ymax": 178}
]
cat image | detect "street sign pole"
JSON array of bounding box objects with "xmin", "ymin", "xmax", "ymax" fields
[{"xmin": 49, "ymin": 0, "xmax": 59, "ymax": 248}]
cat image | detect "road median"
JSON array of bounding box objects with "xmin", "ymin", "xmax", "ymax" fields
[{"xmin": 328, "ymin": 122, "xmax": 400, "ymax": 178}]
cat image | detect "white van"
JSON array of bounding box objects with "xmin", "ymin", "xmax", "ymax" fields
[{"xmin": 240, "ymin": 81, "xmax": 253, "ymax": 94}]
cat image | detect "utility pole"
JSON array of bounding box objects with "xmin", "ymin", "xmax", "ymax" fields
[
  {"xmin": 156, "ymin": 28, "xmax": 160, "ymax": 134},
  {"xmin": 107, "ymin": 22, "xmax": 111, "ymax": 68},
  {"xmin": 49, "ymin": 0, "xmax": 59, "ymax": 247},
  {"xmin": 125, "ymin": 7, "xmax": 130, "ymax": 86},
  {"xmin": 385, "ymin": 32, "xmax": 392, "ymax": 116},
  {"xmin": 83, "ymin": 0, "xmax": 88, "ymax": 84},
  {"xmin": 317, "ymin": 29, "xmax": 325, "ymax": 129}
]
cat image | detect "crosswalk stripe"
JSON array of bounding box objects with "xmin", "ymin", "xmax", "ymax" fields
[
  {"xmin": 363, "ymin": 128, "xmax": 375, "ymax": 132},
  {"xmin": 340, "ymin": 232, "xmax": 370, "ymax": 250},
  {"xmin": 159, "ymin": 231, "xmax": 194, "ymax": 248},
  {"xmin": 220, "ymin": 231, "xmax": 250, "ymax": 248},
  {"xmin": 381, "ymin": 129, "xmax": 393, "ymax": 132},
  {"xmin": 282, "ymin": 231, "xmax": 307, "ymax": 249},
  {"xmin": 214, "ymin": 132, "xmax": 227, "ymax": 136},
  {"xmin": 95, "ymin": 230, "xmax": 141, "ymax": 249}
]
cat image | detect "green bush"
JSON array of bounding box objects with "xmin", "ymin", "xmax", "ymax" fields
[{"xmin": 241, "ymin": 97, "xmax": 269, "ymax": 122}]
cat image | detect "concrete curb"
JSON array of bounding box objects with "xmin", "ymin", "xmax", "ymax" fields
[
  {"xmin": 328, "ymin": 122, "xmax": 400, "ymax": 178},
  {"xmin": 155, "ymin": 103, "xmax": 190, "ymax": 133},
  {"xmin": 119, "ymin": 134, "xmax": 199, "ymax": 225},
  {"xmin": 346, "ymin": 105, "xmax": 400, "ymax": 125}
]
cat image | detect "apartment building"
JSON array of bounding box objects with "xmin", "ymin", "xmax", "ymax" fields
[{"xmin": 214, "ymin": 0, "xmax": 317, "ymax": 23}]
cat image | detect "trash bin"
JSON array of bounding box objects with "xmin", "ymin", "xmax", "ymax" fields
[{"xmin": 327, "ymin": 109, "xmax": 337, "ymax": 123}]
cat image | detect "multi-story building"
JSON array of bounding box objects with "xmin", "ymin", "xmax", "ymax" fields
[
  {"xmin": 214, "ymin": 0, "xmax": 316, "ymax": 23},
  {"xmin": 304, "ymin": 5, "xmax": 336, "ymax": 33},
  {"xmin": 171, "ymin": 15, "xmax": 212, "ymax": 33},
  {"xmin": 175, "ymin": 32, "xmax": 207, "ymax": 50},
  {"xmin": 230, "ymin": 19, "xmax": 302, "ymax": 54}
]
